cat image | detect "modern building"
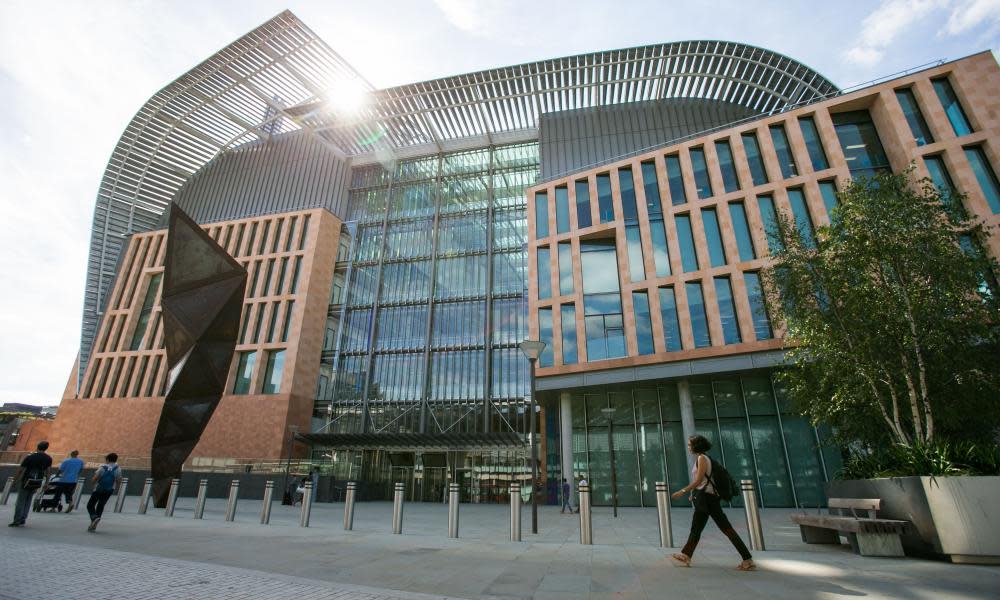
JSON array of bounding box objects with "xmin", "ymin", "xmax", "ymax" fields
[{"xmin": 50, "ymin": 11, "xmax": 1000, "ymax": 507}]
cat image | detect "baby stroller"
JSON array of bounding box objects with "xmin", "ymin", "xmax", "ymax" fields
[{"xmin": 32, "ymin": 476, "xmax": 65, "ymax": 513}]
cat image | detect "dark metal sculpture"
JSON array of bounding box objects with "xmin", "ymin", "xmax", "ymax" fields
[{"xmin": 151, "ymin": 206, "xmax": 246, "ymax": 506}]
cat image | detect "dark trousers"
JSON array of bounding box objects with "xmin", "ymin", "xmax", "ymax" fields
[
  {"xmin": 54, "ymin": 482, "xmax": 76, "ymax": 506},
  {"xmin": 87, "ymin": 490, "xmax": 113, "ymax": 521},
  {"xmin": 681, "ymin": 491, "xmax": 752, "ymax": 560},
  {"xmin": 12, "ymin": 487, "xmax": 35, "ymax": 524}
]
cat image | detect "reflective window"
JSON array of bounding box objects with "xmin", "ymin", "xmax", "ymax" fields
[
  {"xmin": 787, "ymin": 188, "xmax": 816, "ymax": 248},
  {"xmin": 924, "ymin": 156, "xmax": 956, "ymax": 205},
  {"xmin": 701, "ymin": 208, "xmax": 727, "ymax": 267},
  {"xmin": 641, "ymin": 161, "xmax": 663, "ymax": 216},
  {"xmin": 832, "ymin": 110, "xmax": 891, "ymax": 178},
  {"xmin": 690, "ymin": 146, "xmax": 714, "ymax": 198},
  {"xmin": 597, "ymin": 174, "xmax": 614, "ymax": 222},
  {"xmin": 129, "ymin": 273, "xmax": 161, "ymax": 350},
  {"xmin": 932, "ymin": 77, "xmax": 973, "ymax": 136},
  {"xmin": 649, "ymin": 219, "xmax": 671, "ymax": 277},
  {"xmin": 686, "ymin": 281, "xmax": 711, "ymax": 348},
  {"xmin": 575, "ymin": 179, "xmax": 592, "ymax": 228},
  {"xmin": 965, "ymin": 146, "xmax": 1000, "ymax": 213},
  {"xmin": 715, "ymin": 140, "xmax": 741, "ymax": 193},
  {"xmin": 535, "ymin": 192, "xmax": 549, "ymax": 238},
  {"xmin": 665, "ymin": 154, "xmax": 687, "ymax": 205},
  {"xmin": 584, "ymin": 293, "xmax": 625, "ymax": 361},
  {"xmin": 798, "ymin": 116, "xmax": 829, "ymax": 171},
  {"xmin": 770, "ymin": 124, "xmax": 798, "ymax": 178},
  {"xmin": 728, "ymin": 202, "xmax": 756, "ymax": 262},
  {"xmin": 675, "ymin": 214, "xmax": 699, "ymax": 272},
  {"xmin": 633, "ymin": 291, "xmax": 655, "ymax": 355},
  {"xmin": 581, "ymin": 239, "xmax": 621, "ymax": 294},
  {"xmin": 743, "ymin": 272, "xmax": 773, "ymax": 340},
  {"xmin": 819, "ymin": 181, "xmax": 839, "ymax": 219},
  {"xmin": 539, "ymin": 308, "xmax": 554, "ymax": 367},
  {"xmin": 757, "ymin": 195, "xmax": 783, "ymax": 254},
  {"xmin": 625, "ymin": 225, "xmax": 645, "ymax": 282},
  {"xmin": 555, "ymin": 186, "xmax": 570, "ymax": 233},
  {"xmin": 561, "ymin": 304, "xmax": 578, "ymax": 365},
  {"xmin": 558, "ymin": 242, "xmax": 574, "ymax": 295},
  {"xmin": 620, "ymin": 167, "xmax": 638, "ymax": 221},
  {"xmin": 741, "ymin": 132, "xmax": 769, "ymax": 186},
  {"xmin": 262, "ymin": 350, "xmax": 285, "ymax": 394},
  {"xmin": 714, "ymin": 276, "xmax": 742, "ymax": 344},
  {"xmin": 895, "ymin": 88, "xmax": 934, "ymax": 146},
  {"xmin": 232, "ymin": 351, "xmax": 256, "ymax": 394},
  {"xmin": 537, "ymin": 246, "xmax": 551, "ymax": 299},
  {"xmin": 658, "ymin": 287, "xmax": 683, "ymax": 352}
]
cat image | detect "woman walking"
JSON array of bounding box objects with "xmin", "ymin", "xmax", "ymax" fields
[{"xmin": 671, "ymin": 435, "xmax": 755, "ymax": 571}]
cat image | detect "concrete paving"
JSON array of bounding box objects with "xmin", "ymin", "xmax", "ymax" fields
[{"xmin": 2, "ymin": 495, "xmax": 998, "ymax": 599}]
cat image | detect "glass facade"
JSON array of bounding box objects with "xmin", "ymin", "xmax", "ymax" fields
[
  {"xmin": 770, "ymin": 124, "xmax": 798, "ymax": 178},
  {"xmin": 665, "ymin": 154, "xmax": 687, "ymax": 205},
  {"xmin": 633, "ymin": 291, "xmax": 655, "ymax": 355},
  {"xmin": 714, "ymin": 276, "xmax": 741, "ymax": 344},
  {"xmin": 690, "ymin": 146, "xmax": 713, "ymax": 198},
  {"xmin": 715, "ymin": 140, "xmax": 741, "ymax": 192},
  {"xmin": 561, "ymin": 304, "xmax": 577, "ymax": 365},
  {"xmin": 537, "ymin": 247, "xmax": 551, "ymax": 299},
  {"xmin": 686, "ymin": 281, "xmax": 711, "ymax": 348},
  {"xmin": 675, "ymin": 214, "xmax": 700, "ymax": 272},
  {"xmin": 743, "ymin": 272, "xmax": 772, "ymax": 340},
  {"xmin": 650, "ymin": 220, "xmax": 671, "ymax": 277},
  {"xmin": 625, "ymin": 225, "xmax": 646, "ymax": 282},
  {"xmin": 597, "ymin": 173, "xmax": 614, "ymax": 222},
  {"xmin": 728, "ymin": 202, "xmax": 756, "ymax": 262},
  {"xmin": 558, "ymin": 242, "xmax": 573, "ymax": 295},
  {"xmin": 658, "ymin": 287, "xmax": 682, "ymax": 352},
  {"xmin": 757, "ymin": 195, "xmax": 783, "ymax": 254},
  {"xmin": 965, "ymin": 146, "xmax": 1000, "ymax": 213},
  {"xmin": 582, "ymin": 239, "xmax": 624, "ymax": 361},
  {"xmin": 575, "ymin": 179, "xmax": 592, "ymax": 228},
  {"xmin": 798, "ymin": 116, "xmax": 829, "ymax": 171},
  {"xmin": 641, "ymin": 161, "xmax": 662, "ymax": 215},
  {"xmin": 924, "ymin": 156, "xmax": 956, "ymax": 205},
  {"xmin": 262, "ymin": 349, "xmax": 285, "ymax": 394},
  {"xmin": 741, "ymin": 132, "xmax": 769, "ymax": 186},
  {"xmin": 895, "ymin": 88, "xmax": 934, "ymax": 146},
  {"xmin": 233, "ymin": 351, "xmax": 256, "ymax": 394},
  {"xmin": 535, "ymin": 191, "xmax": 549, "ymax": 237},
  {"xmin": 787, "ymin": 188, "xmax": 816, "ymax": 247},
  {"xmin": 932, "ymin": 77, "xmax": 973, "ymax": 136},
  {"xmin": 832, "ymin": 110, "xmax": 891, "ymax": 177},
  {"xmin": 818, "ymin": 181, "xmax": 838, "ymax": 219},
  {"xmin": 701, "ymin": 208, "xmax": 727, "ymax": 267},
  {"xmin": 555, "ymin": 186, "xmax": 570, "ymax": 233}
]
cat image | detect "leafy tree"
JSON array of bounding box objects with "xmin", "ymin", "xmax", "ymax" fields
[{"xmin": 762, "ymin": 168, "xmax": 1000, "ymax": 447}]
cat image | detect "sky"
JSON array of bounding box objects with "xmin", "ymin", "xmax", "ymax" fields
[{"xmin": 1, "ymin": 0, "xmax": 999, "ymax": 406}]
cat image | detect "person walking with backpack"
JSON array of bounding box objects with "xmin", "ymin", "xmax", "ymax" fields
[
  {"xmin": 86, "ymin": 453, "xmax": 123, "ymax": 532},
  {"xmin": 670, "ymin": 435, "xmax": 755, "ymax": 571},
  {"xmin": 52, "ymin": 450, "xmax": 85, "ymax": 513},
  {"xmin": 8, "ymin": 441, "xmax": 52, "ymax": 527}
]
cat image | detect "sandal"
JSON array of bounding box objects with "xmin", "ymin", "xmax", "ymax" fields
[
  {"xmin": 671, "ymin": 553, "xmax": 691, "ymax": 567},
  {"xmin": 736, "ymin": 559, "xmax": 756, "ymax": 571}
]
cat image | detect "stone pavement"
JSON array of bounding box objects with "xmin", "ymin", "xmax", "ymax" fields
[{"xmin": 2, "ymin": 495, "xmax": 999, "ymax": 599}]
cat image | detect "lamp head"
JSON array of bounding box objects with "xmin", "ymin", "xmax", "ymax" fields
[{"xmin": 518, "ymin": 339, "xmax": 546, "ymax": 361}]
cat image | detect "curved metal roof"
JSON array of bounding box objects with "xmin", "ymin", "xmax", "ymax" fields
[{"xmin": 78, "ymin": 10, "xmax": 838, "ymax": 387}]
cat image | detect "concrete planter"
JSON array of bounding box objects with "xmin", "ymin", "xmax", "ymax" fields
[{"xmin": 827, "ymin": 476, "xmax": 1000, "ymax": 564}]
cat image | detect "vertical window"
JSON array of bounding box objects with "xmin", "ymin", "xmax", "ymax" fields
[
  {"xmin": 686, "ymin": 281, "xmax": 711, "ymax": 348},
  {"xmin": 232, "ymin": 351, "xmax": 256, "ymax": 394},
  {"xmin": 741, "ymin": 132, "xmax": 769, "ymax": 186},
  {"xmin": 665, "ymin": 154, "xmax": 687, "ymax": 205},
  {"xmin": 649, "ymin": 220, "xmax": 671, "ymax": 277},
  {"xmin": 558, "ymin": 242, "xmax": 574, "ymax": 295},
  {"xmin": 625, "ymin": 225, "xmax": 645, "ymax": 281},
  {"xmin": 262, "ymin": 350, "xmax": 285, "ymax": 394},
  {"xmin": 715, "ymin": 140, "xmax": 741, "ymax": 193},
  {"xmin": 965, "ymin": 147, "xmax": 1000, "ymax": 213},
  {"xmin": 289, "ymin": 256, "xmax": 303, "ymax": 294},
  {"xmin": 537, "ymin": 247, "xmax": 552, "ymax": 299},
  {"xmin": 281, "ymin": 301, "xmax": 294, "ymax": 342},
  {"xmin": 798, "ymin": 116, "xmax": 829, "ymax": 171},
  {"xmin": 641, "ymin": 161, "xmax": 662, "ymax": 216},
  {"xmin": 633, "ymin": 291, "xmax": 655, "ymax": 355},
  {"xmin": 262, "ymin": 259, "xmax": 275, "ymax": 296},
  {"xmin": 675, "ymin": 214, "xmax": 699, "ymax": 272},
  {"xmin": 658, "ymin": 287, "xmax": 683, "ymax": 352},
  {"xmin": 619, "ymin": 167, "xmax": 638, "ymax": 221},
  {"xmin": 575, "ymin": 179, "xmax": 592, "ymax": 228},
  {"xmin": 932, "ymin": 77, "xmax": 973, "ymax": 136},
  {"xmin": 581, "ymin": 240, "xmax": 624, "ymax": 362},
  {"xmin": 770, "ymin": 124, "xmax": 798, "ymax": 178},
  {"xmin": 129, "ymin": 273, "xmax": 161, "ymax": 350},
  {"xmin": 689, "ymin": 146, "xmax": 714, "ymax": 198},
  {"xmin": 924, "ymin": 156, "xmax": 956, "ymax": 204},
  {"xmin": 819, "ymin": 181, "xmax": 839, "ymax": 220},
  {"xmin": 539, "ymin": 308, "xmax": 554, "ymax": 367},
  {"xmin": 535, "ymin": 192, "xmax": 549, "ymax": 238},
  {"xmin": 555, "ymin": 186, "xmax": 570, "ymax": 233},
  {"xmin": 895, "ymin": 88, "xmax": 934, "ymax": 146},
  {"xmin": 597, "ymin": 174, "xmax": 614, "ymax": 222},
  {"xmin": 701, "ymin": 208, "xmax": 727, "ymax": 267},
  {"xmin": 787, "ymin": 189, "xmax": 816, "ymax": 248},
  {"xmin": 714, "ymin": 276, "xmax": 742, "ymax": 344},
  {"xmin": 561, "ymin": 304, "xmax": 577, "ymax": 365},
  {"xmin": 728, "ymin": 202, "xmax": 756, "ymax": 262},
  {"xmin": 743, "ymin": 272, "xmax": 773, "ymax": 340},
  {"xmin": 832, "ymin": 110, "xmax": 891, "ymax": 177},
  {"xmin": 757, "ymin": 195, "xmax": 783, "ymax": 254}
]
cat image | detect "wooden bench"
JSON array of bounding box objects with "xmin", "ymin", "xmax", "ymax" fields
[{"xmin": 790, "ymin": 498, "xmax": 909, "ymax": 557}]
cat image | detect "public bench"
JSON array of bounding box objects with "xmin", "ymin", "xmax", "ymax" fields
[{"xmin": 790, "ymin": 498, "xmax": 909, "ymax": 557}]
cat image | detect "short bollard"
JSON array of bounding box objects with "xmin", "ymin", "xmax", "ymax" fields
[
  {"xmin": 578, "ymin": 483, "xmax": 593, "ymax": 545},
  {"xmin": 164, "ymin": 478, "xmax": 181, "ymax": 517},
  {"xmin": 260, "ymin": 481, "xmax": 274, "ymax": 525},
  {"xmin": 113, "ymin": 477, "xmax": 129, "ymax": 513},
  {"xmin": 741, "ymin": 479, "xmax": 765, "ymax": 551},
  {"xmin": 72, "ymin": 477, "xmax": 85, "ymax": 510},
  {"xmin": 655, "ymin": 481, "xmax": 674, "ymax": 548},
  {"xmin": 193, "ymin": 479, "xmax": 208, "ymax": 519},
  {"xmin": 225, "ymin": 480, "xmax": 240, "ymax": 522},
  {"xmin": 509, "ymin": 483, "xmax": 522, "ymax": 542},
  {"xmin": 137, "ymin": 478, "xmax": 153, "ymax": 514},
  {"xmin": 1, "ymin": 476, "xmax": 14, "ymax": 505},
  {"xmin": 447, "ymin": 482, "xmax": 460, "ymax": 538},
  {"xmin": 299, "ymin": 481, "xmax": 313, "ymax": 527},
  {"xmin": 391, "ymin": 482, "xmax": 405, "ymax": 534},
  {"xmin": 343, "ymin": 481, "xmax": 356, "ymax": 530}
]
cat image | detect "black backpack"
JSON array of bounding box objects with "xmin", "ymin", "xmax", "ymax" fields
[{"xmin": 706, "ymin": 458, "xmax": 738, "ymax": 501}]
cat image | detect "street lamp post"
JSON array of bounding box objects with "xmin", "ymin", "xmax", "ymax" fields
[
  {"xmin": 519, "ymin": 339, "xmax": 546, "ymax": 535},
  {"xmin": 282, "ymin": 424, "xmax": 299, "ymax": 503},
  {"xmin": 600, "ymin": 407, "xmax": 618, "ymax": 518}
]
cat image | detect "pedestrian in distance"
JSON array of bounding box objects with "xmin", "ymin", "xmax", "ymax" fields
[
  {"xmin": 8, "ymin": 441, "xmax": 52, "ymax": 527},
  {"xmin": 52, "ymin": 450, "xmax": 84, "ymax": 512},
  {"xmin": 560, "ymin": 478, "xmax": 574, "ymax": 513},
  {"xmin": 671, "ymin": 435, "xmax": 755, "ymax": 571},
  {"xmin": 86, "ymin": 453, "xmax": 123, "ymax": 532}
]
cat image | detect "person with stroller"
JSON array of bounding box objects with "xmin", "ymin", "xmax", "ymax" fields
[
  {"xmin": 86, "ymin": 453, "xmax": 123, "ymax": 532},
  {"xmin": 52, "ymin": 450, "xmax": 84, "ymax": 512}
]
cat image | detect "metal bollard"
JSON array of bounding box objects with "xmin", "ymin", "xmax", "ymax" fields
[
  {"xmin": 72, "ymin": 477, "xmax": 85, "ymax": 510},
  {"xmin": 299, "ymin": 481, "xmax": 313, "ymax": 527},
  {"xmin": 447, "ymin": 482, "xmax": 460, "ymax": 538},
  {"xmin": 391, "ymin": 482, "xmax": 405, "ymax": 534},
  {"xmin": 1, "ymin": 476, "xmax": 13, "ymax": 505},
  {"xmin": 655, "ymin": 481, "xmax": 674, "ymax": 548},
  {"xmin": 741, "ymin": 479, "xmax": 765, "ymax": 551},
  {"xmin": 193, "ymin": 479, "xmax": 208, "ymax": 519},
  {"xmin": 137, "ymin": 478, "xmax": 153, "ymax": 514},
  {"xmin": 509, "ymin": 483, "xmax": 522, "ymax": 542},
  {"xmin": 225, "ymin": 480, "xmax": 240, "ymax": 522},
  {"xmin": 260, "ymin": 481, "xmax": 274, "ymax": 525},
  {"xmin": 113, "ymin": 477, "xmax": 129, "ymax": 513},
  {"xmin": 578, "ymin": 483, "xmax": 593, "ymax": 545},
  {"xmin": 164, "ymin": 478, "xmax": 180, "ymax": 517},
  {"xmin": 343, "ymin": 481, "xmax": 356, "ymax": 530}
]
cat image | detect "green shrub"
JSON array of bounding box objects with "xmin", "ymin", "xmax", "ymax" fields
[{"xmin": 837, "ymin": 441, "xmax": 1000, "ymax": 479}]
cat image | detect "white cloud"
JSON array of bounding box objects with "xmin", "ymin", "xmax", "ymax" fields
[
  {"xmin": 943, "ymin": 0, "xmax": 1000, "ymax": 34},
  {"xmin": 846, "ymin": 0, "xmax": 949, "ymax": 66},
  {"xmin": 432, "ymin": 0, "xmax": 532, "ymax": 43}
]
